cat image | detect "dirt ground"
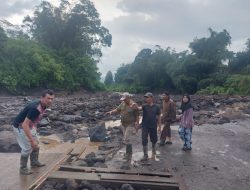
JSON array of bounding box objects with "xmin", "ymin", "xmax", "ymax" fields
[
  {"xmin": 1, "ymin": 92, "xmax": 250, "ymax": 189},
  {"xmin": 108, "ymin": 120, "xmax": 250, "ymax": 190}
]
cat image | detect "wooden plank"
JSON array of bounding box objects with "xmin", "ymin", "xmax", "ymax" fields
[
  {"xmin": 59, "ymin": 165, "xmax": 172, "ymax": 177},
  {"xmin": 29, "ymin": 154, "xmax": 72, "ymax": 190},
  {"xmin": 100, "ymin": 173, "xmax": 177, "ymax": 184},
  {"xmin": 0, "ymin": 153, "xmax": 66, "ymax": 190},
  {"xmin": 49, "ymin": 171, "xmax": 100, "ymax": 181},
  {"xmin": 70, "ymin": 144, "xmax": 86, "ymax": 156},
  {"xmin": 75, "ymin": 138, "xmax": 101, "ymax": 159},
  {"xmin": 48, "ymin": 171, "xmax": 179, "ymax": 190}
]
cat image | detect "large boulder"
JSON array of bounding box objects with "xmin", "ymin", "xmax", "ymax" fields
[
  {"xmin": 88, "ymin": 123, "xmax": 108, "ymax": 142},
  {"xmin": 0, "ymin": 131, "xmax": 20, "ymax": 152}
]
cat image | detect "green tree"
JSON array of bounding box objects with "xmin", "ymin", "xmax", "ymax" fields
[
  {"xmin": 0, "ymin": 27, "xmax": 7, "ymax": 50},
  {"xmin": 189, "ymin": 28, "xmax": 232, "ymax": 65},
  {"xmin": 23, "ymin": 0, "xmax": 112, "ymax": 57},
  {"xmin": 114, "ymin": 64, "xmax": 131, "ymax": 83},
  {"xmin": 0, "ymin": 38, "xmax": 64, "ymax": 92},
  {"xmin": 228, "ymin": 38, "xmax": 250, "ymax": 74},
  {"xmin": 104, "ymin": 71, "xmax": 114, "ymax": 86}
]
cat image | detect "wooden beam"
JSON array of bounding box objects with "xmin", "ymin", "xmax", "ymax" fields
[
  {"xmin": 29, "ymin": 148, "xmax": 73, "ymax": 190},
  {"xmin": 59, "ymin": 165, "xmax": 172, "ymax": 177},
  {"xmin": 100, "ymin": 173, "xmax": 177, "ymax": 184},
  {"xmin": 70, "ymin": 145, "xmax": 86, "ymax": 157},
  {"xmin": 49, "ymin": 171, "xmax": 179, "ymax": 190}
]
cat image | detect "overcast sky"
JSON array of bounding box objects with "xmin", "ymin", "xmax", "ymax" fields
[{"xmin": 1, "ymin": 0, "xmax": 250, "ymax": 77}]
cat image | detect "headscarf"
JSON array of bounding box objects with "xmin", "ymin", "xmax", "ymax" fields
[{"xmin": 180, "ymin": 94, "xmax": 193, "ymax": 113}]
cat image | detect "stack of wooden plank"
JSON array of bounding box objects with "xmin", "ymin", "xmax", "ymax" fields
[{"xmin": 47, "ymin": 165, "xmax": 181, "ymax": 190}]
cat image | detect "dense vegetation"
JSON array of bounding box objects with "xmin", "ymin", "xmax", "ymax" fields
[
  {"xmin": 109, "ymin": 29, "xmax": 250, "ymax": 95},
  {"xmin": 0, "ymin": 0, "xmax": 249, "ymax": 95},
  {"xmin": 0, "ymin": 0, "xmax": 111, "ymax": 93}
]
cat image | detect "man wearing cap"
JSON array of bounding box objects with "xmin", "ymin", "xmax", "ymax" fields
[
  {"xmin": 141, "ymin": 92, "xmax": 161, "ymax": 161},
  {"xmin": 107, "ymin": 92, "xmax": 139, "ymax": 160},
  {"xmin": 160, "ymin": 91, "xmax": 176, "ymax": 145}
]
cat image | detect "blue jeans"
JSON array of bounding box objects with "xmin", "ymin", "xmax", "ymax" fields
[{"xmin": 178, "ymin": 126, "xmax": 192, "ymax": 148}]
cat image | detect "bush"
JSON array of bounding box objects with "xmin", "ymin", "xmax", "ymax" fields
[{"xmin": 197, "ymin": 75, "xmax": 250, "ymax": 95}]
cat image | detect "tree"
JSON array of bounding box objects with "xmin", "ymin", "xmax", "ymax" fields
[
  {"xmin": 228, "ymin": 38, "xmax": 250, "ymax": 74},
  {"xmin": 189, "ymin": 28, "xmax": 232, "ymax": 65},
  {"xmin": 23, "ymin": 0, "xmax": 112, "ymax": 58},
  {"xmin": 0, "ymin": 27, "xmax": 7, "ymax": 50},
  {"xmin": 104, "ymin": 71, "xmax": 114, "ymax": 86},
  {"xmin": 114, "ymin": 64, "xmax": 131, "ymax": 83},
  {"xmin": 20, "ymin": 0, "xmax": 112, "ymax": 91},
  {"xmin": 0, "ymin": 38, "xmax": 64, "ymax": 92}
]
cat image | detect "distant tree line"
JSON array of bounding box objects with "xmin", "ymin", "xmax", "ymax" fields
[
  {"xmin": 0, "ymin": 0, "xmax": 249, "ymax": 95},
  {"xmin": 107, "ymin": 29, "xmax": 250, "ymax": 95},
  {"xmin": 0, "ymin": 0, "xmax": 111, "ymax": 93}
]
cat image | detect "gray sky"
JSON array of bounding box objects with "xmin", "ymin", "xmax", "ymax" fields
[{"xmin": 1, "ymin": 0, "xmax": 250, "ymax": 77}]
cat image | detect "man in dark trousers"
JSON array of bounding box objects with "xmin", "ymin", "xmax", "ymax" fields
[
  {"xmin": 12, "ymin": 89, "xmax": 55, "ymax": 175},
  {"xmin": 160, "ymin": 91, "xmax": 176, "ymax": 145},
  {"xmin": 141, "ymin": 92, "xmax": 161, "ymax": 161}
]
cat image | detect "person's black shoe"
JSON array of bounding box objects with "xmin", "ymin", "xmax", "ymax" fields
[{"xmin": 182, "ymin": 147, "xmax": 192, "ymax": 151}]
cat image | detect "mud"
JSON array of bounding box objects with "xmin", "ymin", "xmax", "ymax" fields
[
  {"xmin": 0, "ymin": 92, "xmax": 250, "ymax": 190},
  {"xmin": 106, "ymin": 121, "xmax": 250, "ymax": 190}
]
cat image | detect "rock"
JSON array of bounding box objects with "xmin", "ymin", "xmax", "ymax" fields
[
  {"xmin": 93, "ymin": 162, "xmax": 107, "ymax": 168},
  {"xmin": 72, "ymin": 129, "xmax": 78, "ymax": 134},
  {"xmin": 64, "ymin": 125, "xmax": 69, "ymax": 131},
  {"xmin": 214, "ymin": 102, "xmax": 221, "ymax": 108},
  {"xmin": 200, "ymin": 101, "xmax": 208, "ymax": 107},
  {"xmin": 73, "ymin": 160, "xmax": 88, "ymax": 167},
  {"xmin": 54, "ymin": 183, "xmax": 66, "ymax": 190},
  {"xmin": 65, "ymin": 179, "xmax": 78, "ymax": 190},
  {"xmin": 38, "ymin": 118, "xmax": 50, "ymax": 127},
  {"xmin": 121, "ymin": 184, "xmax": 135, "ymax": 190},
  {"xmin": 39, "ymin": 130, "xmax": 52, "ymax": 136},
  {"xmin": 59, "ymin": 115, "xmax": 77, "ymax": 123},
  {"xmin": 0, "ymin": 124, "xmax": 12, "ymax": 131},
  {"xmin": 99, "ymin": 144, "xmax": 116, "ymax": 151},
  {"xmin": 43, "ymin": 180, "xmax": 57, "ymax": 188},
  {"xmin": 78, "ymin": 126, "xmax": 88, "ymax": 132},
  {"xmin": 243, "ymin": 108, "xmax": 250, "ymax": 115},
  {"xmin": 218, "ymin": 117, "xmax": 230, "ymax": 124},
  {"xmin": 23, "ymin": 97, "xmax": 31, "ymax": 102},
  {"xmin": 0, "ymin": 131, "xmax": 20, "ymax": 152},
  {"xmin": 92, "ymin": 155, "xmax": 105, "ymax": 162},
  {"xmin": 88, "ymin": 124, "xmax": 108, "ymax": 142},
  {"xmin": 42, "ymin": 140, "xmax": 50, "ymax": 144}
]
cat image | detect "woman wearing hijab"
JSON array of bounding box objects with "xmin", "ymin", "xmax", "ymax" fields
[{"xmin": 178, "ymin": 94, "xmax": 194, "ymax": 151}]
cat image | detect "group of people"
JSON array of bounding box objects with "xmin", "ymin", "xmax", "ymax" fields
[
  {"xmin": 107, "ymin": 91, "xmax": 194, "ymax": 161},
  {"xmin": 12, "ymin": 89, "xmax": 194, "ymax": 175}
]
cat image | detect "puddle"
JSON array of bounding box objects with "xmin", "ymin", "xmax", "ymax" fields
[
  {"xmin": 75, "ymin": 137, "xmax": 102, "ymax": 147},
  {"xmin": 117, "ymin": 150, "xmax": 161, "ymax": 163},
  {"xmin": 39, "ymin": 134, "xmax": 62, "ymax": 151}
]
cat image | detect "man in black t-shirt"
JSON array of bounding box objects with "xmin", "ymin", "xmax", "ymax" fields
[
  {"xmin": 141, "ymin": 92, "xmax": 161, "ymax": 161},
  {"xmin": 12, "ymin": 89, "xmax": 54, "ymax": 175}
]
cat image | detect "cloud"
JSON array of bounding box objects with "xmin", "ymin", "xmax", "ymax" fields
[
  {"xmin": 0, "ymin": 0, "xmax": 40, "ymax": 17},
  {"xmin": 98, "ymin": 0, "xmax": 250, "ymax": 76}
]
